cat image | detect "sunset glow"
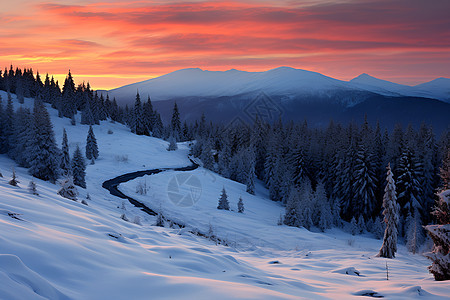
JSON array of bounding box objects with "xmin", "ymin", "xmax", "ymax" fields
[{"xmin": 1, "ymin": 0, "xmax": 449, "ymax": 90}]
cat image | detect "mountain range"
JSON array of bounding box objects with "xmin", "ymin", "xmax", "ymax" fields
[
  {"xmin": 105, "ymin": 67, "xmax": 450, "ymax": 104},
  {"xmin": 101, "ymin": 67, "xmax": 450, "ymax": 133}
]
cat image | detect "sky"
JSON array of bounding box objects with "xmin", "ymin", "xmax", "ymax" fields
[{"xmin": 1, "ymin": 0, "xmax": 449, "ymax": 90}]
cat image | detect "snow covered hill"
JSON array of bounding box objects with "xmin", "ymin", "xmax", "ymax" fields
[
  {"xmin": 1, "ymin": 91, "xmax": 449, "ymax": 299},
  {"xmin": 350, "ymin": 74, "xmax": 450, "ymax": 101},
  {"xmin": 104, "ymin": 67, "xmax": 450, "ymax": 104}
]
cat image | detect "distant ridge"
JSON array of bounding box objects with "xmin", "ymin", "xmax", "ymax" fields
[{"xmin": 102, "ymin": 67, "xmax": 450, "ymax": 105}]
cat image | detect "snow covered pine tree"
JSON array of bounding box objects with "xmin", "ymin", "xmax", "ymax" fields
[
  {"xmin": 217, "ymin": 187, "xmax": 230, "ymax": 210},
  {"xmin": 86, "ymin": 125, "xmax": 99, "ymax": 161},
  {"xmin": 378, "ymin": 163, "xmax": 399, "ymax": 258}
]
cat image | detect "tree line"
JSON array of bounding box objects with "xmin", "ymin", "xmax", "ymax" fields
[{"xmin": 191, "ymin": 115, "xmax": 449, "ymax": 252}]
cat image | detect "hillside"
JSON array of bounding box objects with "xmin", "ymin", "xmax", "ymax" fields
[{"xmin": 1, "ymin": 91, "xmax": 449, "ymax": 299}]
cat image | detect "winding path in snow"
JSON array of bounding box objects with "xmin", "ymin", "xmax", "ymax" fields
[{"xmin": 102, "ymin": 162, "xmax": 199, "ymax": 217}]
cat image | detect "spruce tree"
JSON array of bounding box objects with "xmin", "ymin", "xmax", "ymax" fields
[
  {"xmin": 316, "ymin": 182, "xmax": 333, "ymax": 232},
  {"xmin": 171, "ymin": 102, "xmax": 181, "ymax": 140},
  {"xmin": 440, "ymin": 149, "xmax": 450, "ymax": 190},
  {"xmin": 353, "ymin": 144, "xmax": 377, "ymax": 219},
  {"xmin": 16, "ymin": 77, "xmax": 24, "ymax": 104},
  {"xmin": 217, "ymin": 187, "xmax": 230, "ymax": 210},
  {"xmin": 350, "ymin": 217, "xmax": 358, "ymax": 235},
  {"xmin": 167, "ymin": 134, "xmax": 178, "ymax": 151},
  {"xmin": 28, "ymin": 180, "xmax": 38, "ymax": 195},
  {"xmin": 397, "ymin": 148, "xmax": 422, "ymax": 218},
  {"xmin": 357, "ymin": 215, "xmax": 366, "ymax": 234},
  {"xmin": 238, "ymin": 196, "xmax": 245, "ymax": 213},
  {"xmin": 406, "ymin": 206, "xmax": 425, "ymax": 254},
  {"xmin": 284, "ymin": 188, "xmax": 300, "ymax": 227},
  {"xmin": 378, "ymin": 163, "xmax": 399, "ymax": 258},
  {"xmin": 85, "ymin": 125, "xmax": 99, "ymax": 160},
  {"xmin": 61, "ymin": 70, "xmax": 76, "ymax": 118},
  {"xmin": 61, "ymin": 129, "xmax": 71, "ymax": 176},
  {"xmin": 72, "ymin": 145, "xmax": 86, "ymax": 188},
  {"xmin": 245, "ymin": 149, "xmax": 256, "ymax": 195},
  {"xmin": 10, "ymin": 107, "xmax": 32, "ymax": 167},
  {"xmin": 133, "ymin": 92, "xmax": 147, "ymax": 135},
  {"xmin": 201, "ymin": 137, "xmax": 214, "ymax": 170},
  {"xmin": 3, "ymin": 97, "xmax": 15, "ymax": 153},
  {"xmin": 143, "ymin": 96, "xmax": 154, "ymax": 134},
  {"xmin": 28, "ymin": 99, "xmax": 60, "ymax": 183},
  {"xmin": 81, "ymin": 97, "xmax": 95, "ymax": 125},
  {"xmin": 425, "ymin": 191, "xmax": 449, "ymax": 280},
  {"xmin": 8, "ymin": 169, "xmax": 19, "ymax": 186}
]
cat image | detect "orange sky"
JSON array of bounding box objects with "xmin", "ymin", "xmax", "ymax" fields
[{"xmin": 1, "ymin": 0, "xmax": 449, "ymax": 90}]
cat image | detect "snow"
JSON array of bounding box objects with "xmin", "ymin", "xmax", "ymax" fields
[
  {"xmin": 1, "ymin": 90, "xmax": 449, "ymax": 299},
  {"xmin": 350, "ymin": 73, "xmax": 450, "ymax": 102},
  {"xmin": 105, "ymin": 67, "xmax": 450, "ymax": 104}
]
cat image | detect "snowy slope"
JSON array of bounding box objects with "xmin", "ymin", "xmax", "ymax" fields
[
  {"xmin": 349, "ymin": 73, "xmax": 412, "ymax": 96},
  {"xmin": 414, "ymin": 78, "xmax": 450, "ymax": 101},
  {"xmin": 104, "ymin": 67, "xmax": 450, "ymax": 104},
  {"xmin": 1, "ymin": 91, "xmax": 449, "ymax": 299}
]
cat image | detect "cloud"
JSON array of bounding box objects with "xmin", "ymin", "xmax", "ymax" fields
[{"xmin": 0, "ymin": 0, "xmax": 448, "ymax": 89}]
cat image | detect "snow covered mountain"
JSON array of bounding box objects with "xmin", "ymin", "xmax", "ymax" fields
[
  {"xmin": 105, "ymin": 67, "xmax": 450, "ymax": 104},
  {"xmin": 350, "ymin": 73, "xmax": 450, "ymax": 101},
  {"xmin": 106, "ymin": 67, "xmax": 354, "ymax": 104}
]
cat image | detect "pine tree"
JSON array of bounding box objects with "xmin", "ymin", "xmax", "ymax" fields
[
  {"xmin": 425, "ymin": 191, "xmax": 450, "ymax": 280},
  {"xmin": 16, "ymin": 77, "xmax": 24, "ymax": 104},
  {"xmin": 291, "ymin": 144, "xmax": 308, "ymax": 186},
  {"xmin": 28, "ymin": 180, "xmax": 38, "ymax": 195},
  {"xmin": 133, "ymin": 92, "xmax": 147, "ymax": 135},
  {"xmin": 297, "ymin": 178, "xmax": 313, "ymax": 229},
  {"xmin": 201, "ymin": 137, "xmax": 214, "ymax": 170},
  {"xmin": 156, "ymin": 211, "xmax": 164, "ymax": 227},
  {"xmin": 10, "ymin": 107, "xmax": 32, "ymax": 167},
  {"xmin": 85, "ymin": 125, "xmax": 99, "ymax": 160},
  {"xmin": 440, "ymin": 149, "xmax": 450, "ymax": 190},
  {"xmin": 167, "ymin": 134, "xmax": 178, "ymax": 151},
  {"xmin": 357, "ymin": 215, "xmax": 366, "ymax": 234},
  {"xmin": 60, "ymin": 129, "xmax": 71, "ymax": 176},
  {"xmin": 372, "ymin": 216, "xmax": 385, "ymax": 240},
  {"xmin": 171, "ymin": 102, "xmax": 181, "ymax": 140},
  {"xmin": 406, "ymin": 207, "xmax": 425, "ymax": 254},
  {"xmin": 353, "ymin": 144, "xmax": 377, "ymax": 219},
  {"xmin": 8, "ymin": 169, "xmax": 19, "ymax": 186},
  {"xmin": 61, "ymin": 70, "xmax": 76, "ymax": 118},
  {"xmin": 315, "ymin": 182, "xmax": 333, "ymax": 231},
  {"xmin": 350, "ymin": 217, "xmax": 358, "ymax": 235},
  {"xmin": 3, "ymin": 97, "xmax": 15, "ymax": 153},
  {"xmin": 238, "ymin": 196, "xmax": 244, "ymax": 213},
  {"xmin": 218, "ymin": 141, "xmax": 231, "ymax": 177},
  {"xmin": 397, "ymin": 148, "xmax": 423, "ymax": 221},
  {"xmin": 284, "ymin": 188, "xmax": 300, "ymax": 227},
  {"xmin": 72, "ymin": 145, "xmax": 86, "ymax": 188},
  {"xmin": 378, "ymin": 163, "xmax": 400, "ymax": 258},
  {"xmin": 28, "ymin": 99, "xmax": 60, "ymax": 183},
  {"xmin": 245, "ymin": 148, "xmax": 256, "ymax": 195},
  {"xmin": 81, "ymin": 97, "xmax": 95, "ymax": 125},
  {"xmin": 217, "ymin": 187, "xmax": 230, "ymax": 210}
]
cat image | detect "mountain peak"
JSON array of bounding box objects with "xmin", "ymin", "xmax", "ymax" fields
[{"xmin": 351, "ymin": 73, "xmax": 381, "ymax": 82}]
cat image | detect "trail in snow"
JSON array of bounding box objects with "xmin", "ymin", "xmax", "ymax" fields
[
  {"xmin": 101, "ymin": 161, "xmax": 228, "ymax": 242},
  {"xmin": 102, "ymin": 161, "xmax": 198, "ymax": 217}
]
